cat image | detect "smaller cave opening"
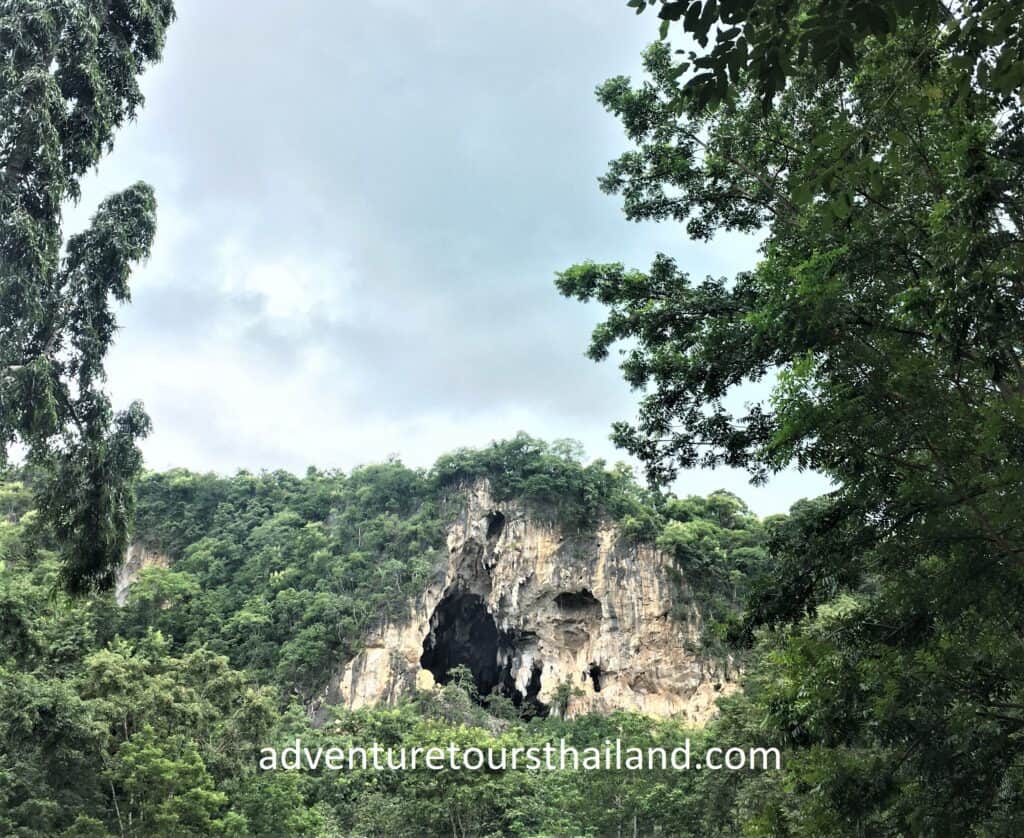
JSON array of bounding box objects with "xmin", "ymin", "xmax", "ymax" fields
[
  {"xmin": 588, "ymin": 663, "xmax": 603, "ymax": 693},
  {"xmin": 522, "ymin": 661, "xmax": 548, "ymax": 718},
  {"xmin": 554, "ymin": 589, "xmax": 601, "ymax": 611},
  {"xmin": 498, "ymin": 659, "xmax": 548, "ymax": 718},
  {"xmin": 486, "ymin": 510, "xmax": 506, "ymax": 541}
]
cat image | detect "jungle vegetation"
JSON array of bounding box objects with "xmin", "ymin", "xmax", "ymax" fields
[{"xmin": 2, "ymin": 0, "xmax": 1022, "ymax": 834}]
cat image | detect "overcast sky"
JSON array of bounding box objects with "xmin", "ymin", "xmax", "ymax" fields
[{"xmin": 65, "ymin": 0, "xmax": 829, "ymax": 516}]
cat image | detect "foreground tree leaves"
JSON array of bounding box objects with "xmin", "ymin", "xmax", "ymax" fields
[
  {"xmin": 560, "ymin": 7, "xmax": 1024, "ymax": 835},
  {"xmin": 1, "ymin": 1, "xmax": 175, "ymax": 593},
  {"xmin": 632, "ymin": 0, "xmax": 1024, "ymax": 111}
]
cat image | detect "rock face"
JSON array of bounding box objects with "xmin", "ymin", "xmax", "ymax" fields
[
  {"xmin": 316, "ymin": 481, "xmax": 737, "ymax": 724},
  {"xmin": 115, "ymin": 542, "xmax": 171, "ymax": 606}
]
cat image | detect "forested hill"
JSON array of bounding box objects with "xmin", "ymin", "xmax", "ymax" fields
[
  {"xmin": 0, "ymin": 435, "xmax": 779, "ymax": 836},
  {"xmin": 125, "ymin": 433, "xmax": 770, "ymax": 697}
]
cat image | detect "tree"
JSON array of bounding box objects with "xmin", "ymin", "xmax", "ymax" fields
[
  {"xmin": 559, "ymin": 5, "xmax": 1024, "ymax": 833},
  {"xmin": 630, "ymin": 0, "xmax": 1023, "ymax": 110},
  {"xmin": 1, "ymin": 0, "xmax": 176, "ymax": 593},
  {"xmin": 105, "ymin": 727, "xmax": 243, "ymax": 837}
]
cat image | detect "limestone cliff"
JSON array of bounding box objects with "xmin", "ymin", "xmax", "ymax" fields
[{"xmin": 315, "ymin": 481, "xmax": 737, "ymax": 724}]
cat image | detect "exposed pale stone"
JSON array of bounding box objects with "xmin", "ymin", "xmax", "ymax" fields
[
  {"xmin": 115, "ymin": 542, "xmax": 171, "ymax": 606},
  {"xmin": 317, "ymin": 481, "xmax": 738, "ymax": 724}
]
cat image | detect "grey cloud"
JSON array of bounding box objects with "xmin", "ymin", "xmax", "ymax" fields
[{"xmin": 74, "ymin": 0, "xmax": 829, "ymax": 514}]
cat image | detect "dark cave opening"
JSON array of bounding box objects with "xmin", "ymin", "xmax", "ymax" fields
[
  {"xmin": 420, "ymin": 591, "xmax": 548, "ymax": 717},
  {"xmin": 588, "ymin": 663, "xmax": 603, "ymax": 693},
  {"xmin": 521, "ymin": 661, "xmax": 547, "ymax": 717},
  {"xmin": 420, "ymin": 592, "xmax": 506, "ymax": 697},
  {"xmin": 486, "ymin": 510, "xmax": 506, "ymax": 541},
  {"xmin": 554, "ymin": 589, "xmax": 601, "ymax": 611}
]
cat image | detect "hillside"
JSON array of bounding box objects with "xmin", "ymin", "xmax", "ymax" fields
[{"xmin": 0, "ymin": 435, "xmax": 773, "ymax": 836}]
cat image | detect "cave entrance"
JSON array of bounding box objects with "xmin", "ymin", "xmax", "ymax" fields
[
  {"xmin": 420, "ymin": 592, "xmax": 507, "ymax": 697},
  {"xmin": 554, "ymin": 588, "xmax": 601, "ymax": 611},
  {"xmin": 420, "ymin": 591, "xmax": 548, "ymax": 717},
  {"xmin": 486, "ymin": 510, "xmax": 506, "ymax": 541}
]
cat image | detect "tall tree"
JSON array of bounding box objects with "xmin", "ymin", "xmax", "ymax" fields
[
  {"xmin": 559, "ymin": 4, "xmax": 1024, "ymax": 833},
  {"xmin": 0, "ymin": 0, "xmax": 175, "ymax": 593}
]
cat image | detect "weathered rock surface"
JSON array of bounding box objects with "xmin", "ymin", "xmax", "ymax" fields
[
  {"xmin": 317, "ymin": 481, "xmax": 737, "ymax": 724},
  {"xmin": 115, "ymin": 542, "xmax": 171, "ymax": 606}
]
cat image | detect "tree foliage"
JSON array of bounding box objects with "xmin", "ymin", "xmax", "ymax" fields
[
  {"xmin": 122, "ymin": 464, "xmax": 444, "ymax": 694},
  {"xmin": 433, "ymin": 432, "xmax": 659, "ymax": 532},
  {"xmin": 631, "ymin": 0, "xmax": 1023, "ymax": 110},
  {"xmin": 560, "ymin": 2, "xmax": 1024, "ymax": 833},
  {"xmin": 1, "ymin": 0, "xmax": 175, "ymax": 593}
]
